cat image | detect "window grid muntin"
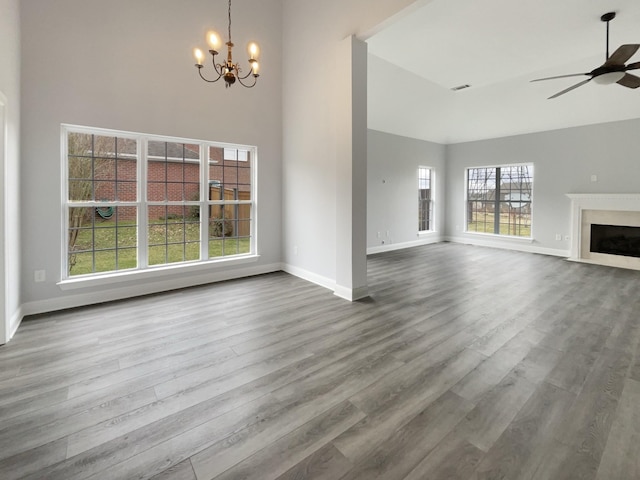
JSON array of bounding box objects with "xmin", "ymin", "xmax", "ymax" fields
[
  {"xmin": 147, "ymin": 205, "xmax": 200, "ymax": 266},
  {"xmin": 146, "ymin": 141, "xmax": 201, "ymax": 267},
  {"xmin": 68, "ymin": 134, "xmax": 138, "ymax": 203},
  {"xmin": 207, "ymin": 146, "xmax": 252, "ymax": 259},
  {"xmin": 67, "ymin": 205, "xmax": 138, "ymax": 276},
  {"xmin": 63, "ymin": 125, "xmax": 256, "ymax": 280},
  {"xmin": 207, "ymin": 200, "xmax": 252, "ymax": 258},
  {"xmin": 147, "ymin": 141, "xmax": 201, "ymax": 203},
  {"xmin": 466, "ymin": 165, "xmax": 533, "ymax": 237},
  {"xmin": 66, "ymin": 131, "xmax": 140, "ymax": 277}
]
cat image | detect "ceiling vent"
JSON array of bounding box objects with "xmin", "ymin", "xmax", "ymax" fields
[{"xmin": 451, "ymin": 84, "xmax": 471, "ymax": 91}]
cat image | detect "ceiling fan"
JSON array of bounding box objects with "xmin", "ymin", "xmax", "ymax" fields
[{"xmin": 531, "ymin": 12, "xmax": 640, "ymax": 99}]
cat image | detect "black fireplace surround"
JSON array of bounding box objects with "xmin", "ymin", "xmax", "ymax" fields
[{"xmin": 590, "ymin": 224, "xmax": 640, "ymax": 258}]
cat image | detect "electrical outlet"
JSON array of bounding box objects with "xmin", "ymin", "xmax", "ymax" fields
[
  {"xmin": 555, "ymin": 234, "xmax": 562, "ymax": 241},
  {"xmin": 293, "ymin": 246, "xmax": 298, "ymax": 256},
  {"xmin": 591, "ymin": 174, "xmax": 598, "ymax": 182},
  {"xmin": 377, "ymin": 231, "xmax": 381, "ymax": 238},
  {"xmin": 34, "ymin": 270, "xmax": 46, "ymax": 283}
]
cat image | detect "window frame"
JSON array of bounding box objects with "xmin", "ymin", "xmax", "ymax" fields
[
  {"xmin": 465, "ymin": 163, "xmax": 533, "ymax": 238},
  {"xmin": 418, "ymin": 166, "xmax": 435, "ymax": 233},
  {"xmin": 60, "ymin": 124, "xmax": 258, "ymax": 283}
]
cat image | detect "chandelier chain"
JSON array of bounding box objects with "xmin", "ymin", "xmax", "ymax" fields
[{"xmin": 228, "ymin": 0, "xmax": 232, "ymax": 43}]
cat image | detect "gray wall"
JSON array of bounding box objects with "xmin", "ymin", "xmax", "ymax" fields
[
  {"xmin": 0, "ymin": 0, "xmax": 21, "ymax": 342},
  {"xmin": 367, "ymin": 129, "xmax": 446, "ymax": 251},
  {"xmin": 19, "ymin": 0, "xmax": 283, "ymax": 312},
  {"xmin": 445, "ymin": 118, "xmax": 640, "ymax": 254}
]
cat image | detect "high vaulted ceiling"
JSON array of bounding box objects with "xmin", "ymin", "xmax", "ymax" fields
[{"xmin": 366, "ymin": 0, "xmax": 640, "ymax": 144}]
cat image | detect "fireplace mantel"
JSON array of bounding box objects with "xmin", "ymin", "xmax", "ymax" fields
[
  {"xmin": 566, "ymin": 193, "xmax": 640, "ymax": 202},
  {"xmin": 566, "ymin": 193, "xmax": 640, "ymax": 270}
]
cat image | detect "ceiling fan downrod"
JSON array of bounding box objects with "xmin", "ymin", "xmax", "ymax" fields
[{"xmin": 602, "ymin": 11, "xmax": 616, "ymax": 61}]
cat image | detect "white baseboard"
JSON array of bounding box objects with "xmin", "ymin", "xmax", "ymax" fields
[
  {"xmin": 9, "ymin": 306, "xmax": 22, "ymax": 339},
  {"xmin": 280, "ymin": 263, "xmax": 336, "ymax": 293},
  {"xmin": 280, "ymin": 263, "xmax": 371, "ymax": 302},
  {"xmin": 444, "ymin": 235, "xmax": 570, "ymax": 258},
  {"xmin": 1, "ymin": 305, "xmax": 24, "ymax": 343},
  {"xmin": 21, "ymin": 262, "xmax": 283, "ymax": 318},
  {"xmin": 334, "ymin": 284, "xmax": 369, "ymax": 301},
  {"xmin": 367, "ymin": 235, "xmax": 443, "ymax": 255}
]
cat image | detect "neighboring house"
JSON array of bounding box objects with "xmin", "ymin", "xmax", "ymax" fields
[{"xmin": 84, "ymin": 142, "xmax": 251, "ymax": 222}]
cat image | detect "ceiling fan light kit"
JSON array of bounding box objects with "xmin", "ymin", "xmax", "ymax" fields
[
  {"xmin": 593, "ymin": 71, "xmax": 625, "ymax": 85},
  {"xmin": 531, "ymin": 11, "xmax": 640, "ymax": 99}
]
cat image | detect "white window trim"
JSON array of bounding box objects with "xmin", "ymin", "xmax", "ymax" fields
[
  {"xmin": 59, "ymin": 124, "xmax": 258, "ymax": 286},
  {"xmin": 58, "ymin": 254, "xmax": 260, "ymax": 290}
]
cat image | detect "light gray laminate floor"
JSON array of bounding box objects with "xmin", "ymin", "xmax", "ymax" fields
[{"xmin": 1, "ymin": 243, "xmax": 639, "ymax": 479}]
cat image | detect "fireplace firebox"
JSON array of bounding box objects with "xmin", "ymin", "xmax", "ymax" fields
[{"xmin": 590, "ymin": 224, "xmax": 640, "ymax": 258}]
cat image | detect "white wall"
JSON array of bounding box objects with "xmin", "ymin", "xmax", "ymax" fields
[
  {"xmin": 367, "ymin": 129, "xmax": 446, "ymax": 253},
  {"xmin": 281, "ymin": 0, "xmax": 416, "ymax": 294},
  {"xmin": 368, "ymin": 53, "xmax": 455, "ymax": 145},
  {"xmin": 445, "ymin": 118, "xmax": 640, "ymax": 255},
  {"xmin": 19, "ymin": 0, "xmax": 282, "ymax": 313},
  {"xmin": 334, "ymin": 37, "xmax": 369, "ymax": 300},
  {"xmin": 0, "ymin": 0, "xmax": 21, "ymax": 343}
]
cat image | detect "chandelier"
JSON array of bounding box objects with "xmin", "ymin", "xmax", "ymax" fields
[{"xmin": 193, "ymin": 0, "xmax": 260, "ymax": 88}]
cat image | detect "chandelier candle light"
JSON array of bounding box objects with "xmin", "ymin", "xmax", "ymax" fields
[{"xmin": 193, "ymin": 0, "xmax": 260, "ymax": 88}]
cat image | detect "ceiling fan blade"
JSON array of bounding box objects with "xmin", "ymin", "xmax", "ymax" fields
[
  {"xmin": 604, "ymin": 44, "xmax": 640, "ymax": 66},
  {"xmin": 625, "ymin": 61, "xmax": 640, "ymax": 71},
  {"xmin": 548, "ymin": 78, "xmax": 592, "ymax": 99},
  {"xmin": 617, "ymin": 73, "xmax": 640, "ymax": 89},
  {"xmin": 531, "ymin": 73, "xmax": 589, "ymax": 82}
]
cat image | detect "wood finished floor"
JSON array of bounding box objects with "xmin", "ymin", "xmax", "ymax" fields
[{"xmin": 1, "ymin": 242, "xmax": 640, "ymax": 480}]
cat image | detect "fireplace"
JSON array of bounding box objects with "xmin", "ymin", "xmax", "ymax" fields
[{"xmin": 567, "ymin": 194, "xmax": 640, "ymax": 270}]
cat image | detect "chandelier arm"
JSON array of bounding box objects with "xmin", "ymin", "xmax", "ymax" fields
[
  {"xmin": 238, "ymin": 66, "xmax": 256, "ymax": 80},
  {"xmin": 211, "ymin": 51, "xmax": 225, "ymax": 76},
  {"xmin": 197, "ymin": 66, "xmax": 223, "ymax": 83},
  {"xmin": 236, "ymin": 73, "xmax": 258, "ymax": 88}
]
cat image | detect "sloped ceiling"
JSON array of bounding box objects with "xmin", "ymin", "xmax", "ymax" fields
[{"xmin": 367, "ymin": 0, "xmax": 640, "ymax": 144}]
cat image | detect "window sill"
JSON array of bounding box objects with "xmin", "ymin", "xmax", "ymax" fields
[
  {"xmin": 418, "ymin": 230, "xmax": 438, "ymax": 237},
  {"xmin": 58, "ymin": 254, "xmax": 260, "ymax": 291},
  {"xmin": 463, "ymin": 231, "xmax": 534, "ymax": 243}
]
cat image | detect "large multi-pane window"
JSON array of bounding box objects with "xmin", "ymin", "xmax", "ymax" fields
[
  {"xmin": 418, "ymin": 167, "xmax": 433, "ymax": 232},
  {"xmin": 466, "ymin": 165, "xmax": 533, "ymax": 237},
  {"xmin": 63, "ymin": 126, "xmax": 255, "ymax": 278}
]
